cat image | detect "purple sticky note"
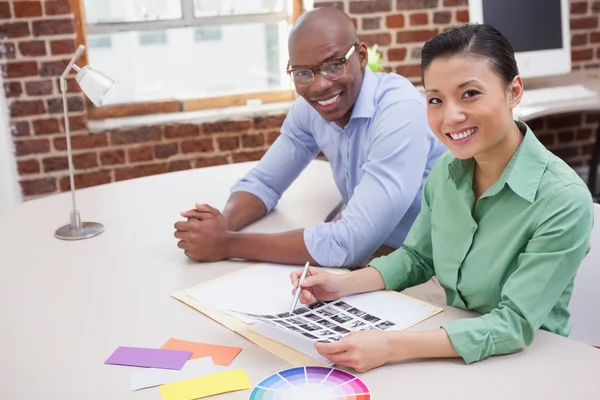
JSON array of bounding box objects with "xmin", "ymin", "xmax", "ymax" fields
[{"xmin": 104, "ymin": 346, "xmax": 192, "ymax": 370}]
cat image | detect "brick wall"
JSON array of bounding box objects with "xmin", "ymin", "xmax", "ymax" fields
[{"xmin": 1, "ymin": 0, "xmax": 599, "ymax": 199}]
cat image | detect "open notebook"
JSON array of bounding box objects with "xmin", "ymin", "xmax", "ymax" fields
[{"xmin": 173, "ymin": 263, "xmax": 443, "ymax": 366}]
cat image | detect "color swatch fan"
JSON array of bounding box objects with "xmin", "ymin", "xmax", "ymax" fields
[{"xmin": 249, "ymin": 366, "xmax": 370, "ymax": 400}]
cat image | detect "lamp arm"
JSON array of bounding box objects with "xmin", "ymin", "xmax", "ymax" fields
[{"xmin": 59, "ymin": 44, "xmax": 86, "ymax": 231}]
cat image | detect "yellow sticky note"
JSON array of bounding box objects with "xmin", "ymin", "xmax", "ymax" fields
[{"xmin": 159, "ymin": 369, "xmax": 252, "ymax": 400}]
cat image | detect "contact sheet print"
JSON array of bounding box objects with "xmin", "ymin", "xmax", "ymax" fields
[{"xmin": 237, "ymin": 300, "xmax": 397, "ymax": 344}]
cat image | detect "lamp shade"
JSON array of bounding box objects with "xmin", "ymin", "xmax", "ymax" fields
[{"xmin": 75, "ymin": 66, "xmax": 116, "ymax": 106}]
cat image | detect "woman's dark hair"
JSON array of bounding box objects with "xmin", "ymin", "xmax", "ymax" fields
[{"xmin": 421, "ymin": 23, "xmax": 519, "ymax": 86}]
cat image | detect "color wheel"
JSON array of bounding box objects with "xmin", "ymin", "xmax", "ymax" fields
[{"xmin": 249, "ymin": 366, "xmax": 370, "ymax": 400}]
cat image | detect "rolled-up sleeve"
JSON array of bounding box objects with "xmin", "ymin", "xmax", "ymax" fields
[
  {"xmin": 305, "ymin": 99, "xmax": 435, "ymax": 267},
  {"xmin": 442, "ymin": 184, "xmax": 594, "ymax": 364},
  {"xmin": 230, "ymin": 101, "xmax": 320, "ymax": 211}
]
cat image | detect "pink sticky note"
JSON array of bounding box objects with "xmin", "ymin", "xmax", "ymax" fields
[{"xmin": 104, "ymin": 346, "xmax": 192, "ymax": 370}]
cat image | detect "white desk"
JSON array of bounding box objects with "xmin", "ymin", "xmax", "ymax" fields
[{"xmin": 1, "ymin": 160, "xmax": 599, "ymax": 399}]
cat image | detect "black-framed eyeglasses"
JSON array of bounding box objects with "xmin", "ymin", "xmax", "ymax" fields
[{"xmin": 286, "ymin": 43, "xmax": 358, "ymax": 87}]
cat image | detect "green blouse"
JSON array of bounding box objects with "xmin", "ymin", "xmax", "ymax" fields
[{"xmin": 370, "ymin": 121, "xmax": 595, "ymax": 364}]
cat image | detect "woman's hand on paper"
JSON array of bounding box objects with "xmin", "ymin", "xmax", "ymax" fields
[
  {"xmin": 290, "ymin": 267, "xmax": 344, "ymax": 304},
  {"xmin": 314, "ymin": 330, "xmax": 392, "ymax": 373},
  {"xmin": 174, "ymin": 203, "xmax": 229, "ymax": 262}
]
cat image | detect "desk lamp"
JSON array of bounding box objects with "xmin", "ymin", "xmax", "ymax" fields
[{"xmin": 54, "ymin": 44, "xmax": 116, "ymax": 240}]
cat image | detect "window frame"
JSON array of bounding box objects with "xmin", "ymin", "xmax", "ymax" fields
[{"xmin": 72, "ymin": 0, "xmax": 303, "ymax": 120}]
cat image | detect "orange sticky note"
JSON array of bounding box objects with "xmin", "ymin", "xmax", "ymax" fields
[{"xmin": 161, "ymin": 338, "xmax": 242, "ymax": 366}]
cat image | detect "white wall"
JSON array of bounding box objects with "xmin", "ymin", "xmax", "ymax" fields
[{"xmin": 0, "ymin": 75, "xmax": 21, "ymax": 208}]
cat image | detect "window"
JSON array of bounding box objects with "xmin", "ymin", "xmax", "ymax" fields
[
  {"xmin": 77, "ymin": 0, "xmax": 303, "ymax": 117},
  {"xmin": 194, "ymin": 27, "xmax": 222, "ymax": 42},
  {"xmin": 139, "ymin": 30, "xmax": 168, "ymax": 45}
]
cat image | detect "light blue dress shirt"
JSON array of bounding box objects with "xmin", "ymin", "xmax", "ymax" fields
[{"xmin": 230, "ymin": 68, "xmax": 446, "ymax": 267}]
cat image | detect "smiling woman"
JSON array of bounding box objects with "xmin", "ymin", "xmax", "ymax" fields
[{"xmin": 288, "ymin": 23, "xmax": 596, "ymax": 372}]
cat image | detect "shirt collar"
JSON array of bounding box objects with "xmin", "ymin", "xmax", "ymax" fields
[
  {"xmin": 447, "ymin": 121, "xmax": 548, "ymax": 203},
  {"xmin": 348, "ymin": 68, "xmax": 377, "ymax": 120}
]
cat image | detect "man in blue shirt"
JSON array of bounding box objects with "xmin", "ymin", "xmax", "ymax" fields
[{"xmin": 174, "ymin": 7, "xmax": 446, "ymax": 267}]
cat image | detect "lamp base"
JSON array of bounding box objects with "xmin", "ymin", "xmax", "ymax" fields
[{"xmin": 55, "ymin": 222, "xmax": 104, "ymax": 240}]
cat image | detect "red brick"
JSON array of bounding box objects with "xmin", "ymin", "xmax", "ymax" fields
[
  {"xmin": 558, "ymin": 131, "xmax": 574, "ymax": 143},
  {"xmin": 313, "ymin": 1, "xmax": 345, "ymax": 10},
  {"xmin": 155, "ymin": 143, "xmax": 178, "ymax": 159},
  {"xmin": 128, "ymin": 146, "xmax": 154, "ymax": 162},
  {"xmin": 181, "ymin": 138, "xmax": 214, "ymax": 153},
  {"xmin": 40, "ymin": 59, "xmax": 71, "ymax": 77},
  {"xmin": 593, "ymin": 1, "xmax": 600, "ymax": 13},
  {"xmin": 388, "ymin": 48, "xmax": 407, "ymax": 61},
  {"xmin": 168, "ymin": 160, "xmax": 191, "ymax": 172},
  {"xmin": 10, "ymin": 100, "xmax": 45, "ymax": 117},
  {"xmin": 14, "ymin": 1, "xmax": 42, "ymax": 17},
  {"xmin": 4, "ymin": 81, "xmax": 22, "ymax": 98},
  {"xmin": 42, "ymin": 156, "xmax": 67, "ymax": 172},
  {"xmin": 203, "ymin": 119, "xmax": 252, "ymax": 134},
  {"xmin": 571, "ymin": 1, "xmax": 589, "ymax": 14},
  {"xmin": 362, "ymin": 17, "xmax": 381, "ymax": 30},
  {"xmin": 1, "ymin": 42, "xmax": 15, "ymax": 59},
  {"xmin": 11, "ymin": 121, "xmax": 30, "ymax": 137},
  {"xmin": 359, "ymin": 33, "xmax": 392, "ymax": 47},
  {"xmin": 60, "ymin": 171, "xmax": 111, "ymax": 191},
  {"xmin": 351, "ymin": 17, "xmax": 358, "ymax": 29},
  {"xmin": 217, "ymin": 136, "xmax": 240, "ymax": 151},
  {"xmin": 583, "ymin": 143, "xmax": 595, "ymax": 156},
  {"xmin": 14, "ymin": 138, "xmax": 50, "ymax": 155},
  {"xmin": 410, "ymin": 13, "xmax": 428, "ymax": 26},
  {"xmin": 537, "ymin": 133, "xmax": 555, "ymax": 146},
  {"xmin": 74, "ymin": 152, "xmax": 98, "ymax": 169},
  {"xmin": 443, "ymin": 0, "xmax": 467, "ymax": 5},
  {"xmin": 47, "ymin": 153, "xmax": 99, "ymax": 171},
  {"xmin": 50, "ymin": 39, "xmax": 76, "ymax": 55},
  {"xmin": 232, "ymin": 150, "xmax": 266, "ymax": 163},
  {"xmin": 100, "ymin": 149, "xmax": 125, "ymax": 166},
  {"xmin": 0, "ymin": 22, "xmax": 30, "ymax": 38},
  {"xmin": 349, "ymin": 0, "xmax": 391, "ymax": 13},
  {"xmin": 21, "ymin": 178, "xmax": 56, "ymax": 196},
  {"xmin": 455, "ymin": 9, "xmax": 469, "ymax": 22},
  {"xmin": 253, "ymin": 115, "xmax": 285, "ymax": 129},
  {"xmin": 591, "ymin": 32, "xmax": 600, "ymax": 43},
  {"xmin": 570, "ymin": 17, "xmax": 599, "ymax": 30},
  {"xmin": 585, "ymin": 112, "xmax": 600, "ymax": 123},
  {"xmin": 45, "ymin": 0, "xmax": 71, "ymax": 15},
  {"xmin": 6, "ymin": 61, "xmax": 37, "ymax": 78},
  {"xmin": 527, "ymin": 118, "xmax": 545, "ymax": 131},
  {"xmin": 63, "ymin": 115, "xmax": 87, "ymax": 131},
  {"xmin": 164, "ymin": 124, "xmax": 200, "ymax": 139},
  {"xmin": 572, "ymin": 33, "xmax": 588, "ymax": 47},
  {"xmin": 115, "ymin": 164, "xmax": 168, "ymax": 182},
  {"xmin": 266, "ymin": 130, "xmax": 280, "ymax": 145},
  {"xmin": 577, "ymin": 128, "xmax": 593, "ymax": 140},
  {"xmin": 547, "ymin": 114, "xmax": 583, "ymax": 129},
  {"xmin": 386, "ymin": 14, "xmax": 405, "ymax": 28},
  {"xmin": 33, "ymin": 19, "xmax": 74, "ymax": 36},
  {"xmin": 572, "ymin": 48, "xmax": 594, "ymax": 62},
  {"xmin": 0, "ymin": 2, "xmax": 11, "ymax": 19},
  {"xmin": 57, "ymin": 77, "xmax": 80, "ymax": 93},
  {"xmin": 33, "ymin": 118, "xmax": 61, "ymax": 135},
  {"xmin": 110, "ymin": 126, "xmax": 162, "ymax": 145},
  {"xmin": 194, "ymin": 156, "xmax": 229, "ymax": 168},
  {"xmin": 395, "ymin": 64, "xmax": 422, "ymax": 78},
  {"xmin": 242, "ymin": 133, "xmax": 265, "ymax": 148},
  {"xmin": 26, "ymin": 80, "xmax": 53, "ymax": 96},
  {"xmin": 47, "ymin": 97, "xmax": 85, "ymax": 113},
  {"xmin": 396, "ymin": 0, "xmax": 438, "ymax": 10},
  {"xmin": 18, "ymin": 159, "xmax": 40, "ymax": 175},
  {"xmin": 433, "ymin": 11, "xmax": 451, "ymax": 24},
  {"xmin": 397, "ymin": 29, "xmax": 439, "ymax": 44},
  {"xmin": 54, "ymin": 132, "xmax": 108, "ymax": 150}
]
